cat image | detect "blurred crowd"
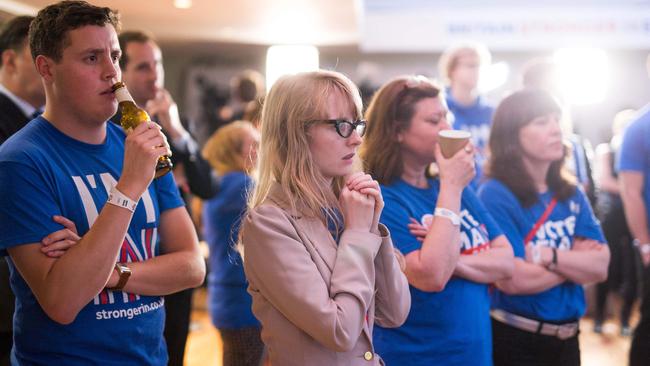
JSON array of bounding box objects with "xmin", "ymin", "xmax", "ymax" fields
[{"xmin": 2, "ymin": 2, "xmax": 650, "ymax": 366}]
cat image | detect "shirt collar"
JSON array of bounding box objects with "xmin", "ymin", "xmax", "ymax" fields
[{"xmin": 0, "ymin": 83, "xmax": 41, "ymax": 118}]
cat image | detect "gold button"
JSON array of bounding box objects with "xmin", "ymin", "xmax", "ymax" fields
[{"xmin": 364, "ymin": 351, "xmax": 373, "ymax": 361}]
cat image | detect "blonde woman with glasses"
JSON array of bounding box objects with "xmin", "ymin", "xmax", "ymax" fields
[{"xmin": 239, "ymin": 70, "xmax": 410, "ymax": 366}]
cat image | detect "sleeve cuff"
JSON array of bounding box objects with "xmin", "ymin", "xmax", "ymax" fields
[{"xmin": 170, "ymin": 131, "xmax": 191, "ymax": 153}]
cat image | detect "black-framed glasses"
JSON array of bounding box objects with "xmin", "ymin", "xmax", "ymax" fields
[{"xmin": 319, "ymin": 119, "xmax": 367, "ymax": 138}]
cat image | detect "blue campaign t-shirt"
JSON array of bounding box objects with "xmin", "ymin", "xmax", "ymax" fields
[
  {"xmin": 0, "ymin": 117, "xmax": 183, "ymax": 365},
  {"xmin": 478, "ymin": 179, "xmax": 605, "ymax": 322},
  {"xmin": 202, "ymin": 171, "xmax": 259, "ymax": 330},
  {"xmin": 374, "ymin": 178, "xmax": 503, "ymax": 366},
  {"xmin": 446, "ymin": 91, "xmax": 494, "ymax": 188},
  {"xmin": 618, "ymin": 106, "xmax": 650, "ymax": 229}
]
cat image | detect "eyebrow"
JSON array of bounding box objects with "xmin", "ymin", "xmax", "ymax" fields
[{"xmin": 79, "ymin": 47, "xmax": 121, "ymax": 56}]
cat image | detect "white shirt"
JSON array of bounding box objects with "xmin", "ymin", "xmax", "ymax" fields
[{"xmin": 0, "ymin": 83, "xmax": 41, "ymax": 118}]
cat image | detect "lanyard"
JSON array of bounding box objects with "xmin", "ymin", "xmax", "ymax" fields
[{"xmin": 523, "ymin": 197, "xmax": 558, "ymax": 245}]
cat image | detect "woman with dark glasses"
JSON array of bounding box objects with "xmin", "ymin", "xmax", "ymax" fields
[
  {"xmin": 360, "ymin": 76, "xmax": 513, "ymax": 366},
  {"xmin": 239, "ymin": 70, "xmax": 410, "ymax": 365}
]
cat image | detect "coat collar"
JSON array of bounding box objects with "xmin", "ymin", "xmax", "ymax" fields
[
  {"xmin": 266, "ymin": 182, "xmax": 310, "ymax": 218},
  {"xmin": 266, "ymin": 182, "xmax": 339, "ymax": 264}
]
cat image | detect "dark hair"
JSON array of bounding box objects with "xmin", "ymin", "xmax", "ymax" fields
[
  {"xmin": 231, "ymin": 70, "xmax": 264, "ymax": 103},
  {"xmin": 29, "ymin": 0, "xmax": 120, "ymax": 62},
  {"xmin": 118, "ymin": 30, "xmax": 155, "ymax": 69},
  {"xmin": 485, "ymin": 89, "xmax": 575, "ymax": 206},
  {"xmin": 361, "ymin": 75, "xmax": 441, "ymax": 185},
  {"xmin": 0, "ymin": 16, "xmax": 34, "ymax": 66}
]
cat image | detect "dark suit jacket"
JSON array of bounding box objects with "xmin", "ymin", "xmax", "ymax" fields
[
  {"xmin": 0, "ymin": 92, "xmax": 30, "ymax": 145},
  {"xmin": 0, "ymin": 92, "xmax": 30, "ymax": 336}
]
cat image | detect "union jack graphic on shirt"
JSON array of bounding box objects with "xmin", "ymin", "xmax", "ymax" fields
[{"xmin": 71, "ymin": 172, "xmax": 158, "ymax": 305}]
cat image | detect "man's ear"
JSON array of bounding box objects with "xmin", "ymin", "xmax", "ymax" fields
[
  {"xmin": 1, "ymin": 49, "xmax": 18, "ymax": 71},
  {"xmin": 34, "ymin": 55, "xmax": 54, "ymax": 81}
]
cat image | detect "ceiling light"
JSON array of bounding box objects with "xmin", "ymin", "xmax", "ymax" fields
[
  {"xmin": 266, "ymin": 45, "xmax": 319, "ymax": 92},
  {"xmin": 553, "ymin": 48, "xmax": 609, "ymax": 105},
  {"xmin": 174, "ymin": 0, "xmax": 192, "ymax": 9},
  {"xmin": 478, "ymin": 61, "xmax": 510, "ymax": 94}
]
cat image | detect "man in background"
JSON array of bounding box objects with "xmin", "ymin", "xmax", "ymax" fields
[
  {"xmin": 0, "ymin": 15, "xmax": 44, "ymax": 365},
  {"xmin": 438, "ymin": 43, "xmax": 494, "ymax": 188},
  {"xmin": 117, "ymin": 30, "xmax": 217, "ymax": 366},
  {"xmin": 619, "ymin": 54, "xmax": 650, "ymax": 366},
  {"xmin": 0, "ymin": 16, "xmax": 44, "ymax": 143}
]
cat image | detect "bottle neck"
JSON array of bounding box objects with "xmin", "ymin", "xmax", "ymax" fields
[{"xmin": 114, "ymin": 87, "xmax": 135, "ymax": 103}]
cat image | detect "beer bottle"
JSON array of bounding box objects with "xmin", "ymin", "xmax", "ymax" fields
[{"xmin": 112, "ymin": 81, "xmax": 172, "ymax": 178}]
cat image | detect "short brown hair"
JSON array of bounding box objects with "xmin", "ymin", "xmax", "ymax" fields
[
  {"xmin": 29, "ymin": 0, "xmax": 120, "ymax": 62},
  {"xmin": 231, "ymin": 70, "xmax": 264, "ymax": 103},
  {"xmin": 118, "ymin": 30, "xmax": 155, "ymax": 69},
  {"xmin": 361, "ymin": 75, "xmax": 441, "ymax": 185},
  {"xmin": 485, "ymin": 89, "xmax": 575, "ymax": 206},
  {"xmin": 0, "ymin": 16, "xmax": 33, "ymax": 64},
  {"xmin": 438, "ymin": 43, "xmax": 491, "ymax": 84}
]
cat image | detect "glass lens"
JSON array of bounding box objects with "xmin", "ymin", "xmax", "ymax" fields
[
  {"xmin": 356, "ymin": 122, "xmax": 366, "ymax": 137},
  {"xmin": 336, "ymin": 121, "xmax": 353, "ymax": 137}
]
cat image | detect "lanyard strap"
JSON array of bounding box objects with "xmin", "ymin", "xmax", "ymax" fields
[{"xmin": 523, "ymin": 197, "xmax": 558, "ymax": 245}]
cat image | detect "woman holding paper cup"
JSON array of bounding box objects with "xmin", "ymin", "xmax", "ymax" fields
[
  {"xmin": 477, "ymin": 89, "xmax": 609, "ymax": 366},
  {"xmin": 360, "ymin": 75, "xmax": 514, "ymax": 366}
]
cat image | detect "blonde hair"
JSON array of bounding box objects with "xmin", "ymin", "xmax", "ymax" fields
[
  {"xmin": 438, "ymin": 42, "xmax": 491, "ymax": 84},
  {"xmin": 250, "ymin": 70, "xmax": 363, "ymax": 223},
  {"xmin": 202, "ymin": 120, "xmax": 258, "ymax": 175}
]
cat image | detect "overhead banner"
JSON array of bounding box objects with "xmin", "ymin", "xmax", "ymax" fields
[{"xmin": 360, "ymin": 0, "xmax": 650, "ymax": 52}]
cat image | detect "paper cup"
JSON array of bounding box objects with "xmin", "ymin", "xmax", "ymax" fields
[{"xmin": 438, "ymin": 130, "xmax": 471, "ymax": 158}]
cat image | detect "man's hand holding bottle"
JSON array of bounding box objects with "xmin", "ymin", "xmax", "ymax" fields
[{"xmin": 117, "ymin": 121, "xmax": 171, "ymax": 201}]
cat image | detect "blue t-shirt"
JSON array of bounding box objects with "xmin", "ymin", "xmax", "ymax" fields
[
  {"xmin": 446, "ymin": 91, "xmax": 494, "ymax": 188},
  {"xmin": 618, "ymin": 106, "xmax": 650, "ymax": 229},
  {"xmin": 374, "ymin": 178, "xmax": 503, "ymax": 366},
  {"xmin": 478, "ymin": 179, "xmax": 605, "ymax": 322},
  {"xmin": 202, "ymin": 171, "xmax": 258, "ymax": 330},
  {"xmin": 0, "ymin": 117, "xmax": 183, "ymax": 365}
]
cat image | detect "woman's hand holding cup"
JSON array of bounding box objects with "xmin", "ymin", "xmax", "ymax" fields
[{"xmin": 436, "ymin": 130, "xmax": 475, "ymax": 191}]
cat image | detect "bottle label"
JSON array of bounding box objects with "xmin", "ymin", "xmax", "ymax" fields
[{"xmin": 114, "ymin": 86, "xmax": 134, "ymax": 103}]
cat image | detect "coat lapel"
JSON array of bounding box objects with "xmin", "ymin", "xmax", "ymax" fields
[{"xmin": 267, "ymin": 184, "xmax": 338, "ymax": 273}]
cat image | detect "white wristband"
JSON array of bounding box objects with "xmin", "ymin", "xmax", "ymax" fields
[
  {"xmin": 107, "ymin": 186, "xmax": 137, "ymax": 213},
  {"xmin": 633, "ymin": 239, "xmax": 650, "ymax": 255},
  {"xmin": 434, "ymin": 207, "xmax": 460, "ymax": 226},
  {"xmin": 532, "ymin": 245, "xmax": 542, "ymax": 264}
]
